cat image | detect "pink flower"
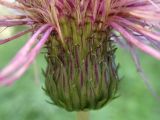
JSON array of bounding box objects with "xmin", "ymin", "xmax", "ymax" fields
[{"xmin": 0, "ymin": 0, "xmax": 160, "ymax": 88}]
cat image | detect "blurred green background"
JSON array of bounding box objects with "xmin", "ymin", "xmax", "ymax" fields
[
  {"xmin": 0, "ymin": 5, "xmax": 160, "ymax": 120},
  {"xmin": 0, "ymin": 26, "xmax": 160, "ymax": 120}
]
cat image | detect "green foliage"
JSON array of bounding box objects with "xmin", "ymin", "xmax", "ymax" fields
[{"xmin": 0, "ymin": 29, "xmax": 160, "ymax": 120}]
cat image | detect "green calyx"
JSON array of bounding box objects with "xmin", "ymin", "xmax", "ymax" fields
[{"xmin": 43, "ymin": 21, "xmax": 119, "ymax": 111}]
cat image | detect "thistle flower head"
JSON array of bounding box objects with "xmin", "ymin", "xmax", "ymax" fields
[{"xmin": 0, "ymin": 0, "xmax": 160, "ymax": 111}]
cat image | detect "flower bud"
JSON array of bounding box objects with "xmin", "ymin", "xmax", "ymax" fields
[{"xmin": 44, "ymin": 22, "xmax": 119, "ymax": 111}]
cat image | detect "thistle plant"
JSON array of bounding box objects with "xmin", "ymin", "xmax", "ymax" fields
[{"xmin": 0, "ymin": 0, "xmax": 160, "ymax": 112}]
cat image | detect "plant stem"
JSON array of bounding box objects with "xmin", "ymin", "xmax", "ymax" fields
[{"xmin": 77, "ymin": 111, "xmax": 89, "ymax": 120}]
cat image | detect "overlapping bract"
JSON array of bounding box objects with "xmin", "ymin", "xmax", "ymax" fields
[{"xmin": 0, "ymin": 0, "xmax": 159, "ymax": 95}]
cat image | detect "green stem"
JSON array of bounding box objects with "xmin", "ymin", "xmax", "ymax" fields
[{"xmin": 77, "ymin": 111, "xmax": 89, "ymax": 120}]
